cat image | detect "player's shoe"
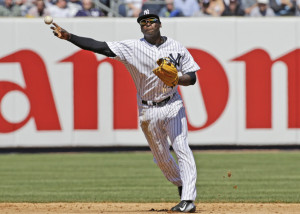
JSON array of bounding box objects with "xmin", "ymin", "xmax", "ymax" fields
[
  {"xmin": 178, "ymin": 186, "xmax": 182, "ymax": 198},
  {"xmin": 170, "ymin": 200, "xmax": 196, "ymax": 213}
]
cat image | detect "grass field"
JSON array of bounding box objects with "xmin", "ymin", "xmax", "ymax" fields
[{"xmin": 0, "ymin": 151, "xmax": 299, "ymax": 203}]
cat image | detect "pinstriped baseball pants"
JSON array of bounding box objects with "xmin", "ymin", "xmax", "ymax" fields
[{"xmin": 138, "ymin": 93, "xmax": 197, "ymax": 201}]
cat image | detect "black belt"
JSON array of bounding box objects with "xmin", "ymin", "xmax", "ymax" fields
[{"xmin": 142, "ymin": 94, "xmax": 175, "ymax": 107}]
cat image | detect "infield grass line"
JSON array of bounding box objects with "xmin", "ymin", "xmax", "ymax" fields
[{"xmin": 0, "ymin": 151, "xmax": 299, "ymax": 203}]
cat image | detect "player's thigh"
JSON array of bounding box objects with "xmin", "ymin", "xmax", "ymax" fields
[
  {"xmin": 139, "ymin": 108, "xmax": 170, "ymax": 153},
  {"xmin": 165, "ymin": 106, "xmax": 188, "ymax": 145}
]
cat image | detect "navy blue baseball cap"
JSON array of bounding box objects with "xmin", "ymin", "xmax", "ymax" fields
[{"xmin": 137, "ymin": 9, "xmax": 161, "ymax": 24}]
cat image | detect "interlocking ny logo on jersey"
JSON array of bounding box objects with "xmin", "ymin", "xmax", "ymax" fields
[
  {"xmin": 169, "ymin": 53, "xmax": 182, "ymax": 67},
  {"xmin": 144, "ymin": 9, "xmax": 149, "ymax": 15}
]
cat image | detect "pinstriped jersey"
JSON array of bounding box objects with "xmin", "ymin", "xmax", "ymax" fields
[{"xmin": 107, "ymin": 37, "xmax": 200, "ymax": 102}]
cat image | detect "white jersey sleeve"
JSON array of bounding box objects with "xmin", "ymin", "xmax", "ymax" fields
[
  {"xmin": 106, "ymin": 40, "xmax": 135, "ymax": 63},
  {"xmin": 180, "ymin": 46, "xmax": 200, "ymax": 74}
]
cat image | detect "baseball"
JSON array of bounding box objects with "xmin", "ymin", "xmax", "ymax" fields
[{"xmin": 44, "ymin": 16, "xmax": 53, "ymax": 25}]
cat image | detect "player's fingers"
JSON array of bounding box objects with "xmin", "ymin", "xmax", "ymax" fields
[
  {"xmin": 52, "ymin": 28, "xmax": 61, "ymax": 38},
  {"xmin": 52, "ymin": 23, "xmax": 62, "ymax": 32},
  {"xmin": 56, "ymin": 30, "xmax": 62, "ymax": 38},
  {"xmin": 52, "ymin": 22, "xmax": 59, "ymax": 28}
]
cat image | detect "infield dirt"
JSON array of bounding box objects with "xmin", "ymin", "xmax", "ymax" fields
[{"xmin": 1, "ymin": 203, "xmax": 300, "ymax": 214}]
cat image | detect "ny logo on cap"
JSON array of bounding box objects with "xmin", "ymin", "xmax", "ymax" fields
[{"xmin": 144, "ymin": 9, "xmax": 149, "ymax": 15}]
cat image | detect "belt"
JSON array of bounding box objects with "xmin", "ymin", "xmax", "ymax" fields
[{"xmin": 142, "ymin": 93, "xmax": 175, "ymax": 107}]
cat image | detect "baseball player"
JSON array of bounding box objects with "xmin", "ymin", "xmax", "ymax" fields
[{"xmin": 50, "ymin": 9, "xmax": 199, "ymax": 213}]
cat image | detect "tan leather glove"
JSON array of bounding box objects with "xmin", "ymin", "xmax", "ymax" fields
[{"xmin": 153, "ymin": 57, "xmax": 179, "ymax": 87}]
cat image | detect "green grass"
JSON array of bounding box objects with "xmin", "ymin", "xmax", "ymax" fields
[{"xmin": 0, "ymin": 151, "xmax": 299, "ymax": 203}]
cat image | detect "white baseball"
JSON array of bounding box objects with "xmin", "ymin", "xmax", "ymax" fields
[{"xmin": 44, "ymin": 16, "xmax": 53, "ymax": 25}]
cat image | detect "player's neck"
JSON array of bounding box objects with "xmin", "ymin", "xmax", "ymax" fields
[{"xmin": 144, "ymin": 34, "xmax": 164, "ymax": 46}]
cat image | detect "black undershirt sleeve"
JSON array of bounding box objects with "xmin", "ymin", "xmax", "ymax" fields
[{"xmin": 68, "ymin": 34, "xmax": 116, "ymax": 57}]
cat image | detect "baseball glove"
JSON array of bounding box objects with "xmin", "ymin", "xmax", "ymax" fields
[{"xmin": 153, "ymin": 57, "xmax": 179, "ymax": 87}]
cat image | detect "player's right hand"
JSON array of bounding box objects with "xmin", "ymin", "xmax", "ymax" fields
[{"xmin": 51, "ymin": 23, "xmax": 71, "ymax": 40}]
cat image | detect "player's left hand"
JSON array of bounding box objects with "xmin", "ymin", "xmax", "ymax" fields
[
  {"xmin": 153, "ymin": 57, "xmax": 179, "ymax": 87},
  {"xmin": 50, "ymin": 23, "xmax": 71, "ymax": 40}
]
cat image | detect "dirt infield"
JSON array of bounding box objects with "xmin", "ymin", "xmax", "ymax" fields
[{"xmin": 1, "ymin": 203, "xmax": 300, "ymax": 214}]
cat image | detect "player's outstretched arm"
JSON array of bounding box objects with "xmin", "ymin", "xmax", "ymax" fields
[
  {"xmin": 178, "ymin": 72, "xmax": 197, "ymax": 86},
  {"xmin": 50, "ymin": 23, "xmax": 116, "ymax": 57}
]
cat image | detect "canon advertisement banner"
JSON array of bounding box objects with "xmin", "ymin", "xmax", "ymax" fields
[{"xmin": 0, "ymin": 18, "xmax": 300, "ymax": 147}]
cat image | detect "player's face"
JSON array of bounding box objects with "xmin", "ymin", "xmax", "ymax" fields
[{"xmin": 140, "ymin": 17, "xmax": 161, "ymax": 37}]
